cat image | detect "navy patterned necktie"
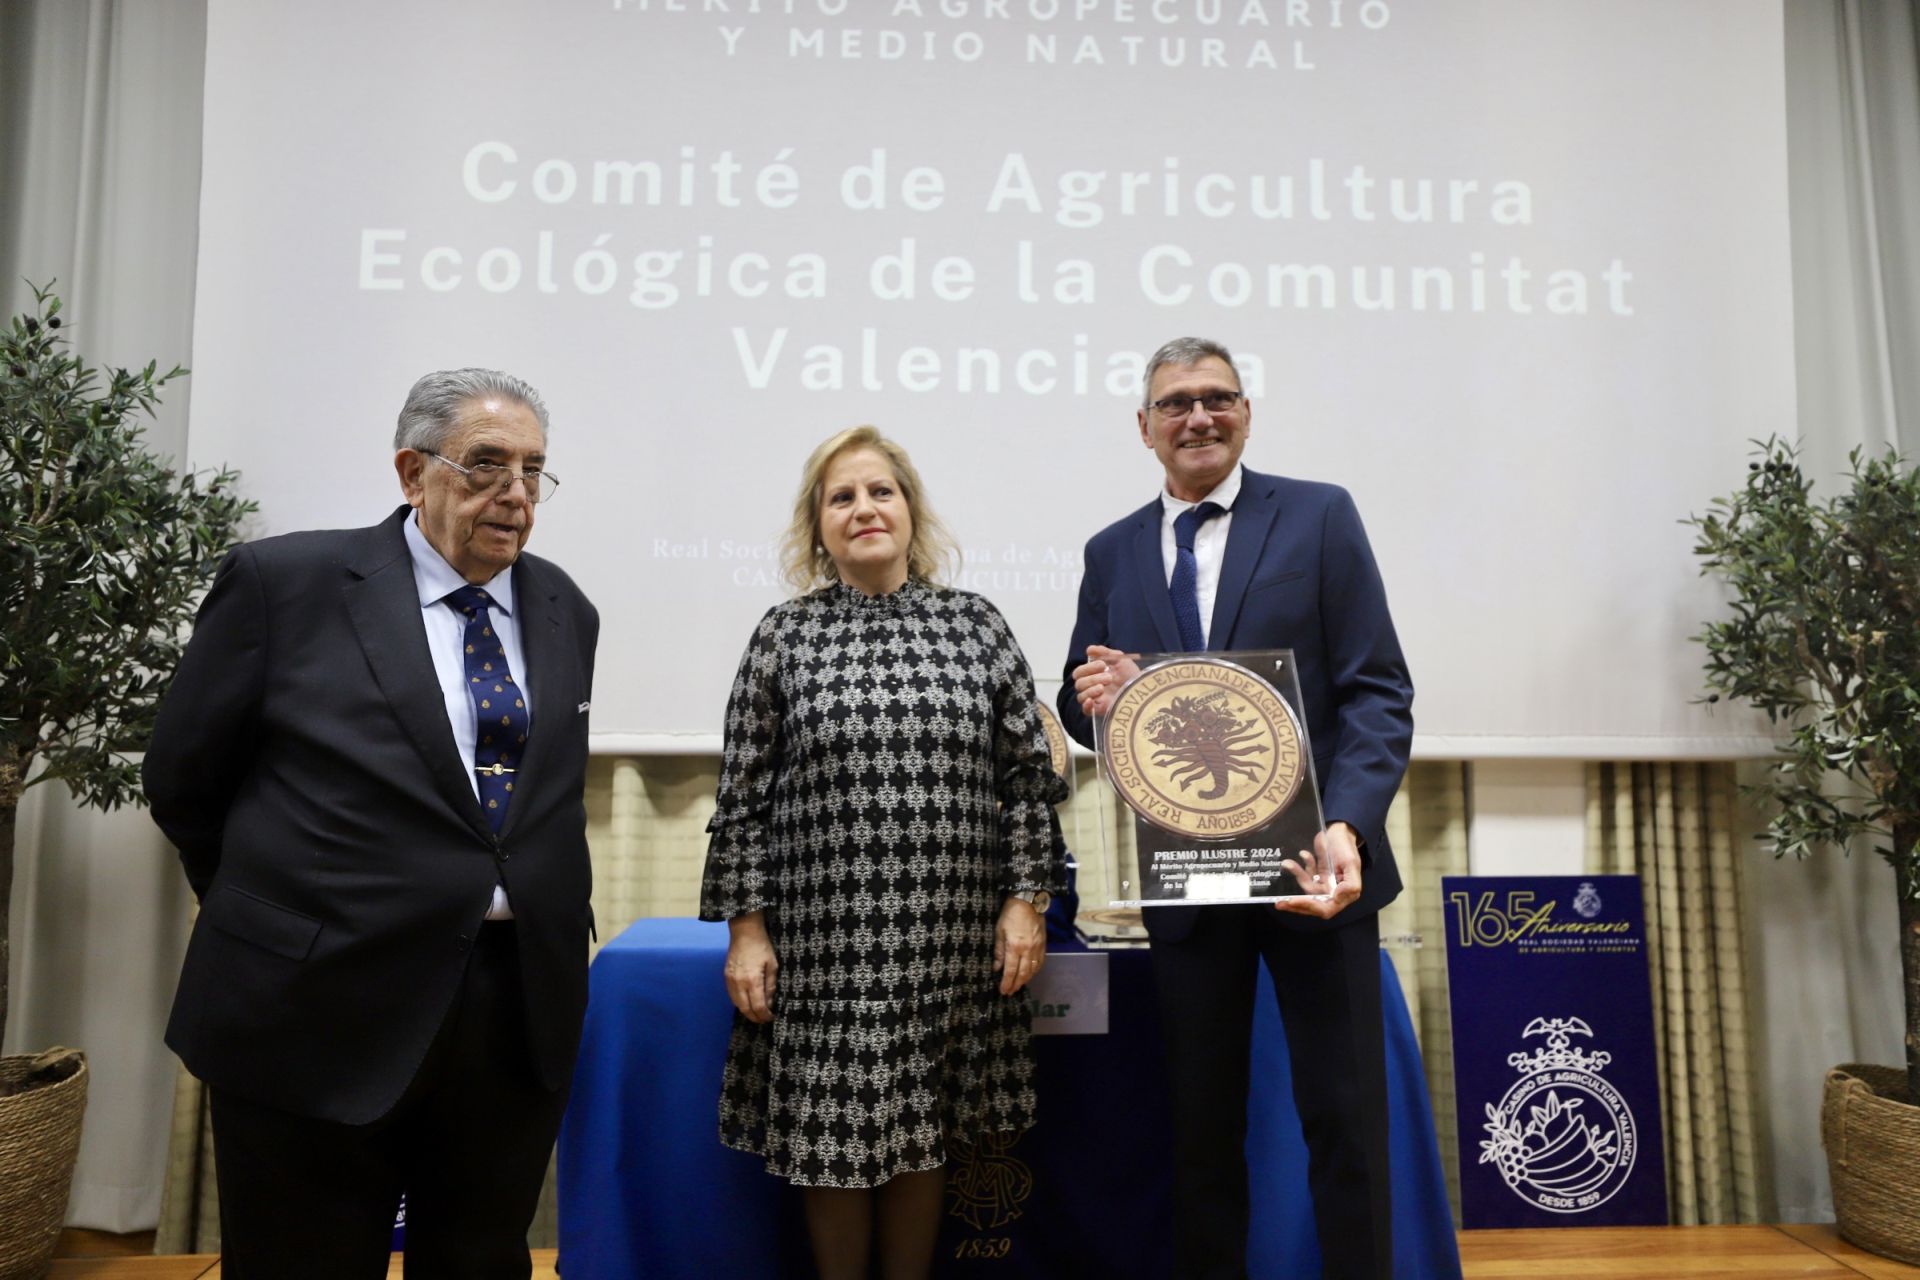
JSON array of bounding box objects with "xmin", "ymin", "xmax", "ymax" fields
[
  {"xmin": 446, "ymin": 585, "xmax": 527, "ymax": 832},
  {"xmin": 1170, "ymin": 500, "xmax": 1225, "ymax": 653}
]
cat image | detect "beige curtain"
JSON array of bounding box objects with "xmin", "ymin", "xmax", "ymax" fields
[
  {"xmin": 1378, "ymin": 761, "xmax": 1471, "ymax": 1226},
  {"xmin": 1585, "ymin": 763, "xmax": 1764, "ymax": 1226},
  {"xmin": 154, "ymin": 1061, "xmax": 216, "ymax": 1252},
  {"xmin": 159, "ymin": 753, "xmax": 1473, "ymax": 1249}
]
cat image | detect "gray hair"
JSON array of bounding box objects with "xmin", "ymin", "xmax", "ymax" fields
[
  {"xmin": 1141, "ymin": 337, "xmax": 1241, "ymax": 408},
  {"xmin": 394, "ymin": 368, "xmax": 550, "ymax": 452}
]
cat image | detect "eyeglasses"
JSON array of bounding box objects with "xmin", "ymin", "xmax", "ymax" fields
[
  {"xmin": 1149, "ymin": 390, "xmax": 1245, "ymax": 419},
  {"xmin": 426, "ymin": 453, "xmax": 560, "ymax": 504}
]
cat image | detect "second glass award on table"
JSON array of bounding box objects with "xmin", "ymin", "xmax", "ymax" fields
[{"xmin": 1093, "ymin": 649, "xmax": 1327, "ymax": 907}]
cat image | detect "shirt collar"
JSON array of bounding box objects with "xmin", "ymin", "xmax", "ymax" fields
[
  {"xmin": 1159, "ymin": 464, "xmax": 1244, "ymax": 519},
  {"xmin": 403, "ymin": 510, "xmax": 516, "ymax": 615}
]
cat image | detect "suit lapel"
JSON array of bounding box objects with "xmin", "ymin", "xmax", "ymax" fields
[
  {"xmin": 343, "ymin": 510, "xmax": 493, "ymax": 841},
  {"xmin": 1211, "ymin": 470, "xmax": 1280, "ymax": 650},
  {"xmin": 501, "ymin": 557, "xmax": 571, "ymax": 839},
  {"xmin": 1131, "ymin": 503, "xmax": 1184, "ymax": 653}
]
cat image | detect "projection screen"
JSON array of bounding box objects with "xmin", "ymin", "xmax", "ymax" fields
[{"xmin": 188, "ymin": 0, "xmax": 1793, "ymax": 755}]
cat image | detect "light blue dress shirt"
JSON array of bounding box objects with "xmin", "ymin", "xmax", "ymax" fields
[{"xmin": 403, "ymin": 512, "xmax": 533, "ymax": 919}]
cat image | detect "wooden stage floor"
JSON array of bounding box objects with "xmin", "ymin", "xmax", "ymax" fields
[{"xmin": 44, "ymin": 1224, "xmax": 1920, "ymax": 1279}]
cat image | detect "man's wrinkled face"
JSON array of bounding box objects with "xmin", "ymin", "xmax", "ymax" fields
[
  {"xmin": 396, "ymin": 396, "xmax": 545, "ymax": 583},
  {"xmin": 1138, "ymin": 356, "xmax": 1251, "ymax": 503}
]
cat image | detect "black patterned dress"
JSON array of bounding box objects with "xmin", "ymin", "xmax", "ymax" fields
[{"xmin": 699, "ymin": 578, "xmax": 1069, "ymax": 1188}]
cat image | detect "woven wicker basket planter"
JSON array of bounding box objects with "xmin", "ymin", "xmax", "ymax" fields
[
  {"xmin": 0, "ymin": 1051, "xmax": 89, "ymax": 1280},
  {"xmin": 1823, "ymin": 1063, "xmax": 1920, "ymax": 1266}
]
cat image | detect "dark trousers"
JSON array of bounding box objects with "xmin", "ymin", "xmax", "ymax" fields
[
  {"xmin": 1152, "ymin": 907, "xmax": 1391, "ymax": 1280},
  {"xmin": 209, "ymin": 922, "xmax": 569, "ymax": 1280}
]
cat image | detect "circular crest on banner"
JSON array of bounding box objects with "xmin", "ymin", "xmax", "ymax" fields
[
  {"xmin": 1101, "ymin": 657, "xmax": 1305, "ymax": 839},
  {"xmin": 1034, "ymin": 701, "xmax": 1072, "ymax": 783},
  {"xmin": 1479, "ymin": 1016, "xmax": 1638, "ymax": 1214}
]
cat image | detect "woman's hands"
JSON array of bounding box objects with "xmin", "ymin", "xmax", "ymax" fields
[
  {"xmin": 734, "ymin": 899, "xmax": 1050, "ymax": 1012},
  {"xmin": 994, "ymin": 896, "xmax": 1047, "ymax": 996},
  {"xmin": 725, "ymin": 911, "xmax": 779, "ymax": 1023}
]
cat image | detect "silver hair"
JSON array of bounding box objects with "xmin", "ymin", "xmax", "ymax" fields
[
  {"xmin": 393, "ymin": 368, "xmax": 550, "ymax": 452},
  {"xmin": 1141, "ymin": 337, "xmax": 1241, "ymax": 408}
]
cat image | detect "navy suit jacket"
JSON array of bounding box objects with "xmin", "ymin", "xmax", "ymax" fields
[
  {"xmin": 145, "ymin": 506, "xmax": 599, "ymax": 1124},
  {"xmin": 1058, "ymin": 468, "xmax": 1413, "ymax": 940}
]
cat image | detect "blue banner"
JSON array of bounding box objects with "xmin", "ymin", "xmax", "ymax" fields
[{"xmin": 1443, "ymin": 875, "xmax": 1667, "ymax": 1228}]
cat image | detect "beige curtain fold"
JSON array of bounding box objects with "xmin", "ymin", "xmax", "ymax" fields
[
  {"xmin": 585, "ymin": 755, "xmax": 722, "ymax": 944},
  {"xmin": 152, "ymin": 1047, "xmax": 215, "ymax": 1253},
  {"xmin": 1585, "ymin": 762, "xmax": 1763, "ymax": 1226},
  {"xmin": 1379, "ymin": 761, "xmax": 1471, "ymax": 1227}
]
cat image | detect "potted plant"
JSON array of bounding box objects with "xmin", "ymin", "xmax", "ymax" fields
[
  {"xmin": 0, "ymin": 283, "xmax": 250, "ymax": 1276},
  {"xmin": 1689, "ymin": 438, "xmax": 1919, "ymax": 1264}
]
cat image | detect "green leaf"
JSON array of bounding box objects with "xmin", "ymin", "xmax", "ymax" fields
[
  {"xmin": 0, "ymin": 284, "xmax": 255, "ymax": 813},
  {"xmin": 1688, "ymin": 437, "xmax": 1920, "ymax": 881}
]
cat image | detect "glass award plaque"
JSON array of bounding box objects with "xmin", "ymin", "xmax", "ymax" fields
[
  {"xmin": 1036, "ymin": 681, "xmax": 1147, "ymax": 944},
  {"xmin": 1033, "ymin": 697, "xmax": 1075, "ymax": 796},
  {"xmin": 1093, "ymin": 650, "xmax": 1328, "ymax": 908}
]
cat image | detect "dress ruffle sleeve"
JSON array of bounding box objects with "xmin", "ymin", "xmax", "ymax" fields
[
  {"xmin": 699, "ymin": 607, "xmax": 786, "ymax": 921},
  {"xmin": 976, "ymin": 599, "xmax": 1070, "ymax": 897}
]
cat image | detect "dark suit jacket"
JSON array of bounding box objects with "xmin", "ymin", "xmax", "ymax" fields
[
  {"xmin": 145, "ymin": 506, "xmax": 599, "ymax": 1125},
  {"xmin": 1058, "ymin": 468, "xmax": 1413, "ymax": 941}
]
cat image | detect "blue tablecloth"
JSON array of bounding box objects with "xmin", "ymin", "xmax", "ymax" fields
[{"xmin": 558, "ymin": 918, "xmax": 1461, "ymax": 1278}]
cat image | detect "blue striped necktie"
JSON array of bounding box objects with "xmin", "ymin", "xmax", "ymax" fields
[
  {"xmin": 445, "ymin": 585, "xmax": 527, "ymax": 832},
  {"xmin": 1170, "ymin": 500, "xmax": 1224, "ymax": 652}
]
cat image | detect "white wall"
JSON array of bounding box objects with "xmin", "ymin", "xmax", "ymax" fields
[{"xmin": 1466, "ymin": 761, "xmax": 1588, "ymax": 877}]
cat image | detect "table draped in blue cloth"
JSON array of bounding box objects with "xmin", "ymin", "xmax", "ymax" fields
[{"xmin": 557, "ymin": 917, "xmax": 1463, "ymax": 1279}]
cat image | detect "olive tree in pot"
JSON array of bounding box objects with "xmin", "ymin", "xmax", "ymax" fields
[
  {"xmin": 0, "ymin": 283, "xmax": 250, "ymax": 1276},
  {"xmin": 1690, "ymin": 438, "xmax": 1919, "ymax": 1263}
]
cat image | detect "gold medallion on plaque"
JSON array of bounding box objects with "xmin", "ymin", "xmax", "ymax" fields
[
  {"xmin": 1101, "ymin": 658, "xmax": 1306, "ymax": 839},
  {"xmin": 1034, "ymin": 701, "xmax": 1072, "ymax": 783}
]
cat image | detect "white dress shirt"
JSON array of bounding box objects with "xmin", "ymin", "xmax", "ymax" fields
[
  {"xmin": 1158, "ymin": 464, "xmax": 1244, "ymax": 649},
  {"xmin": 403, "ymin": 513, "xmax": 533, "ymax": 919}
]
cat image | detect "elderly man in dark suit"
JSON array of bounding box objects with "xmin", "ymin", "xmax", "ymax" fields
[
  {"xmin": 1059, "ymin": 337, "xmax": 1414, "ymax": 1280},
  {"xmin": 145, "ymin": 369, "xmax": 599, "ymax": 1279}
]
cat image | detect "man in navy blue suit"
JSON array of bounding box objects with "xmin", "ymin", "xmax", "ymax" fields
[{"xmin": 1059, "ymin": 337, "xmax": 1413, "ymax": 1280}]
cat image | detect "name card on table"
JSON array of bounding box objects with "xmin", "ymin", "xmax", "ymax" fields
[{"xmin": 1029, "ymin": 951, "xmax": 1108, "ymax": 1035}]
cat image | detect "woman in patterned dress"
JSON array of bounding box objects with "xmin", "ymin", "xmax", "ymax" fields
[{"xmin": 699, "ymin": 426, "xmax": 1069, "ymax": 1279}]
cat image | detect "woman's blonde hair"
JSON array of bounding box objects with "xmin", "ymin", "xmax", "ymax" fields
[{"xmin": 781, "ymin": 425, "xmax": 959, "ymax": 594}]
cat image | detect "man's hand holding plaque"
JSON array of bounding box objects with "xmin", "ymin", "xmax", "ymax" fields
[
  {"xmin": 1275, "ymin": 821, "xmax": 1365, "ymax": 919},
  {"xmin": 1072, "ymin": 643, "xmax": 1141, "ymax": 720}
]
